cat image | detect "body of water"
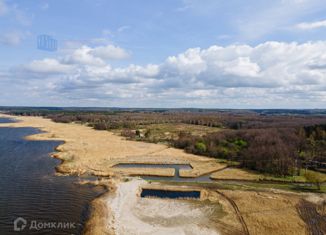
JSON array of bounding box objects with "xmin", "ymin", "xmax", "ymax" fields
[
  {"xmin": 141, "ymin": 188, "xmax": 201, "ymax": 199},
  {"xmin": 0, "ymin": 117, "xmax": 17, "ymax": 123},
  {"xmin": 0, "ymin": 123, "xmax": 103, "ymax": 235}
]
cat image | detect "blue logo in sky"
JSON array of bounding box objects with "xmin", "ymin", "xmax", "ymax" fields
[{"xmin": 37, "ymin": 35, "xmax": 58, "ymax": 51}]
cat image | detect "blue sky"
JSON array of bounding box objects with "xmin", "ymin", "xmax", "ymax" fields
[{"xmin": 0, "ymin": 0, "xmax": 325, "ymax": 108}]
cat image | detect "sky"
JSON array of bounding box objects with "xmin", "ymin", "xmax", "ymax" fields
[{"xmin": 0, "ymin": 0, "xmax": 325, "ymax": 108}]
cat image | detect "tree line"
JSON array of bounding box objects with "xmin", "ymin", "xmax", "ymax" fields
[{"xmin": 173, "ymin": 125, "xmax": 325, "ymax": 176}]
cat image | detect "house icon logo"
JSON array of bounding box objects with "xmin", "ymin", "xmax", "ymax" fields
[{"xmin": 14, "ymin": 217, "xmax": 27, "ymax": 231}]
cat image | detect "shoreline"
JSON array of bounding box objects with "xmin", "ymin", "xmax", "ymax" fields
[
  {"xmin": 0, "ymin": 115, "xmax": 113, "ymax": 234},
  {"xmin": 0, "ymin": 114, "xmax": 119, "ymax": 234},
  {"xmin": 1, "ymin": 114, "xmax": 325, "ymax": 235}
]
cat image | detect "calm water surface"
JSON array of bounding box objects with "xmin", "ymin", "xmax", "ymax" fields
[
  {"xmin": 141, "ymin": 188, "xmax": 201, "ymax": 199},
  {"xmin": 0, "ymin": 120, "xmax": 104, "ymax": 235}
]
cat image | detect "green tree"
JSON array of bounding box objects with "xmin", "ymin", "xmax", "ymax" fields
[
  {"xmin": 195, "ymin": 141, "xmax": 207, "ymax": 153},
  {"xmin": 304, "ymin": 171, "xmax": 323, "ymax": 190}
]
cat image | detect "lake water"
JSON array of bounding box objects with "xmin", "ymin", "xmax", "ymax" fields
[
  {"xmin": 0, "ymin": 117, "xmax": 17, "ymax": 123},
  {"xmin": 0, "ymin": 119, "xmax": 104, "ymax": 235}
]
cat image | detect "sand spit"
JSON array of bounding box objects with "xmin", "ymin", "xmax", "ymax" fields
[
  {"xmin": 0, "ymin": 114, "xmax": 225, "ymax": 178},
  {"xmin": 106, "ymin": 178, "xmax": 220, "ymax": 235}
]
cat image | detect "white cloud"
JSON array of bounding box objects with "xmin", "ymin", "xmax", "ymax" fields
[
  {"xmin": 64, "ymin": 45, "xmax": 106, "ymax": 66},
  {"xmin": 91, "ymin": 45, "xmax": 130, "ymax": 60},
  {"xmin": 296, "ymin": 20, "xmax": 326, "ymax": 30},
  {"xmin": 10, "ymin": 41, "xmax": 326, "ymax": 108},
  {"xmin": 165, "ymin": 48, "xmax": 207, "ymax": 75},
  {"xmin": 25, "ymin": 59, "xmax": 75, "ymax": 74},
  {"xmin": 159, "ymin": 41, "xmax": 326, "ymax": 89},
  {"xmin": 63, "ymin": 44, "xmax": 130, "ymax": 66},
  {"xmin": 219, "ymin": 57, "xmax": 260, "ymax": 77}
]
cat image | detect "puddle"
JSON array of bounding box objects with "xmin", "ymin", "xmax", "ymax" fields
[{"xmin": 141, "ymin": 188, "xmax": 201, "ymax": 199}]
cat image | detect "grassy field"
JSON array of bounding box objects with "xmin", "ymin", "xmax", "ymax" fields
[
  {"xmin": 141, "ymin": 123, "xmax": 221, "ymax": 136},
  {"xmin": 213, "ymin": 159, "xmax": 326, "ymax": 183},
  {"xmin": 211, "ymin": 168, "xmax": 308, "ymax": 182}
]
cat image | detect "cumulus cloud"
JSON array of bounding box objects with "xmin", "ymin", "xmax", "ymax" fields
[
  {"xmin": 63, "ymin": 44, "xmax": 130, "ymax": 66},
  {"xmin": 219, "ymin": 57, "xmax": 260, "ymax": 77},
  {"xmin": 159, "ymin": 41, "xmax": 326, "ymax": 89},
  {"xmin": 24, "ymin": 59, "xmax": 75, "ymax": 74},
  {"xmin": 296, "ymin": 20, "xmax": 326, "ymax": 30},
  {"xmin": 10, "ymin": 41, "xmax": 326, "ymax": 107},
  {"xmin": 165, "ymin": 48, "xmax": 207, "ymax": 75},
  {"xmin": 90, "ymin": 45, "xmax": 130, "ymax": 60},
  {"xmin": 64, "ymin": 45, "xmax": 106, "ymax": 66}
]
